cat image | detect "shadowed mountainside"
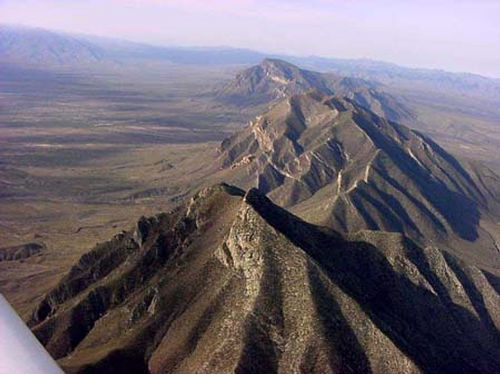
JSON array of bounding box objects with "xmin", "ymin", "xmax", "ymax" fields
[
  {"xmin": 28, "ymin": 184, "xmax": 500, "ymax": 374},
  {"xmin": 216, "ymin": 91, "xmax": 500, "ymax": 269},
  {"xmin": 2, "ymin": 24, "xmax": 500, "ymax": 373}
]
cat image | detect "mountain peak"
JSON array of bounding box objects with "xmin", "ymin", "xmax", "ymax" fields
[
  {"xmin": 216, "ymin": 58, "xmax": 332, "ymax": 106},
  {"xmin": 260, "ymin": 57, "xmax": 295, "ymax": 68},
  {"xmin": 217, "ymin": 90, "xmax": 500, "ymax": 263},
  {"xmin": 216, "ymin": 59, "xmax": 413, "ymax": 123},
  {"xmin": 28, "ymin": 181, "xmax": 500, "ymax": 373},
  {"xmin": 259, "ymin": 58, "xmax": 300, "ymax": 77}
]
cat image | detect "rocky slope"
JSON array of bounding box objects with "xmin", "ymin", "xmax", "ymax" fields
[
  {"xmin": 217, "ymin": 58, "xmax": 413, "ymax": 123},
  {"xmin": 29, "ymin": 184, "xmax": 500, "ymax": 373},
  {"xmin": 0, "ymin": 242, "xmax": 45, "ymax": 261},
  {"xmin": 216, "ymin": 91, "xmax": 500, "ymax": 270}
]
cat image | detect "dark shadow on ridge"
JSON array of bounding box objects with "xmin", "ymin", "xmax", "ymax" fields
[
  {"xmin": 442, "ymin": 252, "xmax": 500, "ymax": 346},
  {"xmin": 482, "ymin": 269, "xmax": 500, "ymax": 295},
  {"xmin": 307, "ymin": 261, "xmax": 373, "ymax": 373},
  {"xmin": 245, "ymin": 188, "xmax": 500, "ymax": 373},
  {"xmin": 352, "ymin": 110, "xmax": 481, "ymax": 241}
]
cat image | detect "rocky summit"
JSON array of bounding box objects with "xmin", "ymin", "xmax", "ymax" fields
[
  {"xmin": 28, "ymin": 183, "xmax": 500, "ymax": 374},
  {"xmin": 217, "ymin": 90, "xmax": 500, "ymax": 271},
  {"xmin": 216, "ymin": 58, "xmax": 413, "ymax": 123}
]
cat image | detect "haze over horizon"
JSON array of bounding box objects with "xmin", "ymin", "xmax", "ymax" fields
[{"xmin": 1, "ymin": 0, "xmax": 499, "ymax": 78}]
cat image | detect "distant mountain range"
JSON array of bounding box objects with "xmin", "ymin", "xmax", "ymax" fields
[
  {"xmin": 1, "ymin": 24, "xmax": 499, "ymax": 101},
  {"xmin": 0, "ymin": 24, "xmax": 267, "ymax": 67}
]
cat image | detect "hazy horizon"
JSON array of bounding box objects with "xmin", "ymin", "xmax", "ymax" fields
[{"xmin": 1, "ymin": 0, "xmax": 500, "ymax": 78}]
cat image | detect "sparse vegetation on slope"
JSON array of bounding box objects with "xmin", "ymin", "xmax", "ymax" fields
[
  {"xmin": 217, "ymin": 91, "xmax": 500, "ymax": 271},
  {"xmin": 29, "ymin": 184, "xmax": 500, "ymax": 374}
]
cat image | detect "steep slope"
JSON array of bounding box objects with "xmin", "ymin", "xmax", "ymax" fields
[
  {"xmin": 216, "ymin": 58, "xmax": 331, "ymax": 105},
  {"xmin": 217, "ymin": 91, "xmax": 500, "ymax": 269},
  {"xmin": 29, "ymin": 184, "xmax": 500, "ymax": 374},
  {"xmin": 217, "ymin": 58, "xmax": 413, "ymax": 123}
]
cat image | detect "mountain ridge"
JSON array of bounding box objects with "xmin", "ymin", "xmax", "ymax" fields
[
  {"xmin": 2, "ymin": 23, "xmax": 499, "ymax": 100},
  {"xmin": 216, "ymin": 90, "xmax": 500, "ymax": 270},
  {"xmin": 2, "ymin": 23, "xmax": 500, "ymax": 373},
  {"xmin": 216, "ymin": 58, "xmax": 413, "ymax": 123},
  {"xmin": 27, "ymin": 183, "xmax": 500, "ymax": 373}
]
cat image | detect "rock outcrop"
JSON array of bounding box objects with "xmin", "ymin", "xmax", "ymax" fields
[
  {"xmin": 216, "ymin": 58, "xmax": 413, "ymax": 123},
  {"xmin": 29, "ymin": 184, "xmax": 500, "ymax": 373},
  {"xmin": 0, "ymin": 242, "xmax": 45, "ymax": 261},
  {"xmin": 217, "ymin": 91, "xmax": 500, "ymax": 270}
]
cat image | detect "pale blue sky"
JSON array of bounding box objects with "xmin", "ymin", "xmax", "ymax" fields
[{"xmin": 1, "ymin": 0, "xmax": 499, "ymax": 77}]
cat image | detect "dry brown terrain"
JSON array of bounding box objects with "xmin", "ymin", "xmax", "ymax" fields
[
  {"xmin": 27, "ymin": 184, "xmax": 500, "ymax": 373},
  {"xmin": 0, "ymin": 64, "xmax": 242, "ymax": 317},
  {"xmin": 1, "ymin": 58, "xmax": 500, "ymax": 325}
]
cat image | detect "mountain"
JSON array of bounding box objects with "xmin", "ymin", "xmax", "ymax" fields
[
  {"xmin": 3, "ymin": 24, "xmax": 498, "ymax": 103},
  {"xmin": 3, "ymin": 24, "xmax": 499, "ymax": 170},
  {"xmin": 28, "ymin": 183, "xmax": 500, "ymax": 373},
  {"xmin": 295, "ymin": 57, "xmax": 500, "ymax": 102},
  {"xmin": 216, "ymin": 58, "xmax": 332, "ymax": 104},
  {"xmin": 0, "ymin": 24, "xmax": 267, "ymax": 68},
  {"xmin": 0, "ymin": 25, "xmax": 106, "ymax": 66},
  {"xmin": 216, "ymin": 59, "xmax": 413, "ymax": 123},
  {"xmin": 217, "ymin": 91, "xmax": 500, "ymax": 269}
]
